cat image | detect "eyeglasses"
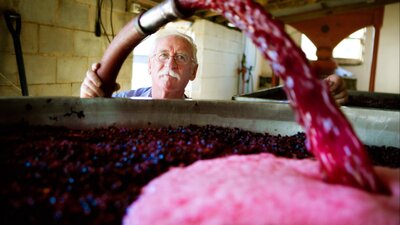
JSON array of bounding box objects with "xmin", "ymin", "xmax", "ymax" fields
[{"xmin": 153, "ymin": 52, "xmax": 194, "ymax": 65}]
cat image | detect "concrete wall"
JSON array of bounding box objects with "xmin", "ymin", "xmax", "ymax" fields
[
  {"xmin": 2, "ymin": 1, "xmax": 396, "ymax": 97},
  {"xmin": 250, "ymin": 25, "xmax": 302, "ymax": 90},
  {"xmin": 191, "ymin": 19, "xmax": 244, "ymax": 100},
  {"xmin": 0, "ymin": 0, "xmax": 134, "ymax": 97},
  {"xmin": 340, "ymin": 26, "xmax": 374, "ymax": 91},
  {"xmin": 374, "ymin": 2, "xmax": 399, "ymax": 93}
]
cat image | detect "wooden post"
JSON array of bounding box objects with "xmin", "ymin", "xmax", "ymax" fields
[
  {"xmin": 368, "ymin": 9, "xmax": 384, "ymax": 92},
  {"xmin": 289, "ymin": 7, "xmax": 385, "ymax": 88}
]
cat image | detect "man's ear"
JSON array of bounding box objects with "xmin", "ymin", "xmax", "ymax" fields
[{"xmin": 190, "ymin": 64, "xmax": 198, "ymax": 81}]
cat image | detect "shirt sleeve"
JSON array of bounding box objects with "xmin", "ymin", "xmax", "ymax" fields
[{"xmin": 112, "ymin": 87, "xmax": 152, "ymax": 98}]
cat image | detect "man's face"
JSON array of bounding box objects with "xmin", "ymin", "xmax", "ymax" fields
[{"xmin": 148, "ymin": 35, "xmax": 198, "ymax": 94}]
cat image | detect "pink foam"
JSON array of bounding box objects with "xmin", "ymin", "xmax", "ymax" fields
[{"xmin": 123, "ymin": 153, "xmax": 400, "ymax": 225}]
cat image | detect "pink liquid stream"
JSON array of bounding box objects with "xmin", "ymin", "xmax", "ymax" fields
[{"xmin": 177, "ymin": 0, "xmax": 389, "ymax": 194}]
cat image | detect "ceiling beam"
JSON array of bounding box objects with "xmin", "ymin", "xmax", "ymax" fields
[
  {"xmin": 131, "ymin": 0, "xmax": 398, "ymax": 30},
  {"xmin": 275, "ymin": 0, "xmax": 398, "ymax": 23},
  {"xmin": 202, "ymin": 11, "xmax": 221, "ymax": 18}
]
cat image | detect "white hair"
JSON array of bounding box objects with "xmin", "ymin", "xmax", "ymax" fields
[{"xmin": 150, "ymin": 30, "xmax": 198, "ymax": 64}]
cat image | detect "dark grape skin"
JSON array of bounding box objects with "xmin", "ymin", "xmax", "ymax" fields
[{"xmin": 0, "ymin": 125, "xmax": 397, "ymax": 225}]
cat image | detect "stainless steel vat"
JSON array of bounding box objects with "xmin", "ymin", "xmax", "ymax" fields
[
  {"xmin": 233, "ymin": 86, "xmax": 400, "ymax": 111},
  {"xmin": 0, "ymin": 97, "xmax": 399, "ymax": 148}
]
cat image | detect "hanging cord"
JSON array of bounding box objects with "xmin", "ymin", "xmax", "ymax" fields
[
  {"xmin": 109, "ymin": 0, "xmax": 115, "ymax": 39},
  {"xmin": 99, "ymin": 0, "xmax": 110, "ymax": 43},
  {"xmin": 97, "ymin": 0, "xmax": 115, "ymax": 43},
  {"xmin": 95, "ymin": 0, "xmax": 101, "ymax": 36}
]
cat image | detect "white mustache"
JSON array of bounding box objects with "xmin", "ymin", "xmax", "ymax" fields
[{"xmin": 158, "ymin": 68, "xmax": 181, "ymax": 80}]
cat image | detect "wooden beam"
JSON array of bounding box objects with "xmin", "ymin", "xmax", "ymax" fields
[
  {"xmin": 202, "ymin": 11, "xmax": 221, "ymax": 18},
  {"xmin": 368, "ymin": 8, "xmax": 385, "ymax": 92},
  {"xmin": 215, "ymin": 16, "xmax": 228, "ymax": 24},
  {"xmin": 274, "ymin": 0, "xmax": 397, "ymax": 23}
]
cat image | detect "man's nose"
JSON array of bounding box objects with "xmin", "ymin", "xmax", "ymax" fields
[{"xmin": 165, "ymin": 56, "xmax": 177, "ymax": 68}]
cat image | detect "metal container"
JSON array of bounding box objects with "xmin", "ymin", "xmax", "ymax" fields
[
  {"xmin": 0, "ymin": 97, "xmax": 398, "ymax": 148},
  {"xmin": 233, "ymin": 86, "xmax": 400, "ymax": 111}
]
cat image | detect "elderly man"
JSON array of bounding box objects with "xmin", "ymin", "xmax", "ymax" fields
[
  {"xmin": 80, "ymin": 31, "xmax": 347, "ymax": 103},
  {"xmin": 80, "ymin": 31, "xmax": 198, "ymax": 99}
]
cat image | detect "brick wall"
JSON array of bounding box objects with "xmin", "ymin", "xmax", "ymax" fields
[
  {"xmin": 0, "ymin": 0, "xmax": 135, "ymax": 96},
  {"xmin": 192, "ymin": 19, "xmax": 244, "ymax": 100}
]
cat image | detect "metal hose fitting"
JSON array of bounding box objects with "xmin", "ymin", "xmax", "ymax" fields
[{"xmin": 136, "ymin": 0, "xmax": 194, "ymax": 35}]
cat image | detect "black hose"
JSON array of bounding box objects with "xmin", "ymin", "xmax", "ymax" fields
[
  {"xmin": 95, "ymin": 0, "xmax": 101, "ymax": 37},
  {"xmin": 4, "ymin": 11, "xmax": 29, "ymax": 96}
]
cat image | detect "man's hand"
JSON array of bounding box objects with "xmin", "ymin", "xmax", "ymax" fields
[
  {"xmin": 325, "ymin": 74, "xmax": 348, "ymax": 105},
  {"xmin": 80, "ymin": 63, "xmax": 120, "ymax": 98}
]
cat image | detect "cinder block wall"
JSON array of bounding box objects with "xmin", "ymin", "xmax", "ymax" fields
[
  {"xmin": 0, "ymin": 0, "xmax": 135, "ymax": 97},
  {"xmin": 192, "ymin": 19, "xmax": 244, "ymax": 100}
]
